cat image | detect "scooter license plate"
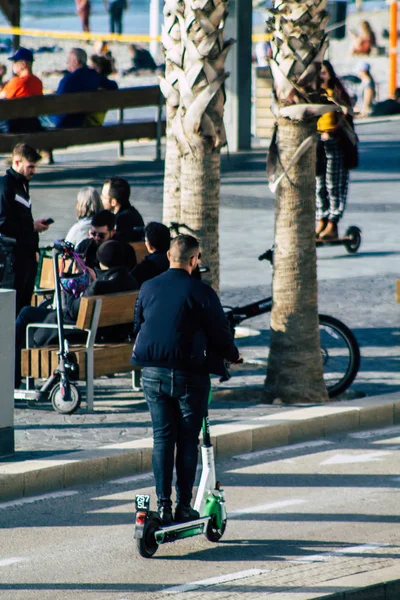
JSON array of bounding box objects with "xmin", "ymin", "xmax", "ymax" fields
[{"xmin": 135, "ymin": 494, "xmax": 151, "ymax": 511}]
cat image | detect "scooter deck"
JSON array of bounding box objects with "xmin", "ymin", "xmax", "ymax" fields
[
  {"xmin": 155, "ymin": 517, "xmax": 209, "ymax": 544},
  {"xmin": 316, "ymin": 236, "xmax": 352, "ymax": 245}
]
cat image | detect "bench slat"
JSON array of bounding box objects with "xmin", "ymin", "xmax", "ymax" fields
[
  {"xmin": 0, "ymin": 121, "xmax": 166, "ymax": 154},
  {"xmin": 0, "ymin": 86, "xmax": 163, "ymax": 119},
  {"xmin": 396, "ymin": 279, "xmax": 400, "ymax": 303}
]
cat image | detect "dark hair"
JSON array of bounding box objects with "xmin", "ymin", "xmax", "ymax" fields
[
  {"xmin": 12, "ymin": 143, "xmax": 41, "ymax": 163},
  {"xmin": 169, "ymin": 234, "xmax": 199, "ymax": 263},
  {"xmin": 321, "ymin": 60, "xmax": 352, "ymax": 107},
  {"xmin": 394, "ymin": 88, "xmax": 400, "ymax": 101},
  {"xmin": 104, "ymin": 177, "xmax": 131, "ymax": 209},
  {"xmin": 144, "ymin": 222, "xmax": 171, "ymax": 253},
  {"xmin": 96, "ymin": 240, "xmax": 124, "ymax": 268},
  {"xmin": 91, "ymin": 54, "xmax": 112, "ymax": 76},
  {"xmin": 91, "ymin": 209, "xmax": 115, "ymax": 230}
]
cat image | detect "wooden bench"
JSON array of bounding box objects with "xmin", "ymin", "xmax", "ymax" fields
[
  {"xmin": 22, "ymin": 290, "xmax": 140, "ymax": 411},
  {"xmin": 396, "ymin": 280, "xmax": 400, "ymax": 303},
  {"xmin": 0, "ymin": 85, "xmax": 165, "ymax": 160}
]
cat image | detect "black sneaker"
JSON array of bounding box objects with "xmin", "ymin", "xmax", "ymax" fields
[
  {"xmin": 158, "ymin": 505, "xmax": 173, "ymax": 526},
  {"xmin": 174, "ymin": 505, "xmax": 200, "ymax": 523}
]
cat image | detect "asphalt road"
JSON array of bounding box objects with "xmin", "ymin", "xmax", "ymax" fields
[{"xmin": 1, "ymin": 424, "xmax": 400, "ymax": 600}]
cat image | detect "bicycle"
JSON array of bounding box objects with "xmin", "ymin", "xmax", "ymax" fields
[
  {"xmin": 223, "ymin": 248, "xmax": 360, "ymax": 398},
  {"xmin": 169, "ymin": 223, "xmax": 360, "ymax": 397}
]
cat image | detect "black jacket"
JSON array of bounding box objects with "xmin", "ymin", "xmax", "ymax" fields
[
  {"xmin": 131, "ymin": 268, "xmax": 239, "ymax": 375},
  {"xmin": 0, "ymin": 168, "xmax": 38, "ymax": 254},
  {"xmin": 75, "ymin": 237, "xmax": 137, "ymax": 270},
  {"xmin": 114, "ymin": 205, "xmax": 144, "ymax": 243},
  {"xmin": 34, "ymin": 265, "xmax": 138, "ymax": 346},
  {"xmin": 130, "ymin": 251, "xmax": 169, "ymax": 288}
]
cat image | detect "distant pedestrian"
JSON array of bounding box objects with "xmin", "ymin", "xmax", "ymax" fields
[
  {"xmin": 104, "ymin": 0, "xmax": 129, "ymax": 35},
  {"xmin": 356, "ymin": 62, "xmax": 376, "ymax": 117},
  {"xmin": 316, "ymin": 61, "xmax": 357, "ymax": 240},
  {"xmin": 76, "ymin": 0, "xmax": 91, "ymax": 33}
]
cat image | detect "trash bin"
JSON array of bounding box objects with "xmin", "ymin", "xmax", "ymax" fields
[{"xmin": 326, "ymin": 1, "xmax": 347, "ymax": 40}]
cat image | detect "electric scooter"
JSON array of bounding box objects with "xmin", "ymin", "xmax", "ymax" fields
[
  {"xmin": 134, "ymin": 387, "xmax": 228, "ymax": 558},
  {"xmin": 316, "ymin": 225, "xmax": 362, "ymax": 254},
  {"xmin": 14, "ymin": 241, "xmax": 81, "ymax": 414}
]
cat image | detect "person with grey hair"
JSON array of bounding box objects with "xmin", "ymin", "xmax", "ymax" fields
[
  {"xmin": 53, "ymin": 47, "xmax": 117, "ymax": 128},
  {"xmin": 65, "ymin": 186, "xmax": 103, "ymax": 247}
]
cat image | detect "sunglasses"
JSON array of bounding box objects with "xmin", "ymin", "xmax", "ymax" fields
[{"xmin": 89, "ymin": 230, "xmax": 107, "ymax": 240}]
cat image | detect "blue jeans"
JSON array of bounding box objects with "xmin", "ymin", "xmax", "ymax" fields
[{"xmin": 142, "ymin": 367, "xmax": 210, "ymax": 508}]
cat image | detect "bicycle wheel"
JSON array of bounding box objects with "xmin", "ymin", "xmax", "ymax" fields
[{"xmin": 318, "ymin": 314, "xmax": 360, "ymax": 398}]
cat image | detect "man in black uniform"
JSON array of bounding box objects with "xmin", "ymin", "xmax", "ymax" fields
[
  {"xmin": 131, "ymin": 234, "xmax": 241, "ymax": 525},
  {"xmin": 100, "ymin": 177, "xmax": 144, "ymax": 243},
  {"xmin": 0, "ymin": 143, "xmax": 51, "ymax": 314}
]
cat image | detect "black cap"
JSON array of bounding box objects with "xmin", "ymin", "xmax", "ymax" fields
[
  {"xmin": 96, "ymin": 240, "xmax": 124, "ymax": 268},
  {"xmin": 8, "ymin": 47, "xmax": 34, "ymax": 63}
]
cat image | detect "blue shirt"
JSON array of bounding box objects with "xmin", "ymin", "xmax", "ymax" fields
[{"xmin": 54, "ymin": 66, "xmax": 118, "ymax": 128}]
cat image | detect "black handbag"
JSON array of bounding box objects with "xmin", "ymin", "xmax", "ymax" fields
[{"xmin": 0, "ymin": 234, "xmax": 16, "ymax": 289}]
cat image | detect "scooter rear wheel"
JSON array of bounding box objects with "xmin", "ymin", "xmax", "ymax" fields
[
  {"xmin": 50, "ymin": 383, "xmax": 81, "ymax": 414},
  {"xmin": 136, "ymin": 516, "xmax": 161, "ymax": 558},
  {"xmin": 345, "ymin": 226, "xmax": 362, "ymax": 254},
  {"xmin": 205, "ymin": 514, "xmax": 227, "ymax": 542}
]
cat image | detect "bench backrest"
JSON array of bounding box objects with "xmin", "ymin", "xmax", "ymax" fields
[
  {"xmin": 76, "ymin": 291, "xmax": 138, "ymax": 330},
  {"xmin": 130, "ymin": 241, "xmax": 149, "ymax": 264},
  {"xmin": 0, "ymin": 86, "xmax": 163, "ymax": 119}
]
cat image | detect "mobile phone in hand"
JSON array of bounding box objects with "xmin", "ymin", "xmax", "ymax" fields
[{"xmin": 44, "ymin": 218, "xmax": 54, "ymax": 225}]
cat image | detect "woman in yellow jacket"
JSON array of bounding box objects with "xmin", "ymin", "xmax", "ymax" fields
[{"xmin": 316, "ymin": 61, "xmax": 354, "ymax": 240}]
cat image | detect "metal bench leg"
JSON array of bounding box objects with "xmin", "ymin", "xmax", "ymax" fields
[
  {"xmin": 86, "ymin": 346, "xmax": 94, "ymax": 412},
  {"xmin": 132, "ymin": 368, "xmax": 141, "ymax": 391}
]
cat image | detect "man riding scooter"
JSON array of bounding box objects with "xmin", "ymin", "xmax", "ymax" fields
[{"xmin": 131, "ymin": 234, "xmax": 241, "ymax": 525}]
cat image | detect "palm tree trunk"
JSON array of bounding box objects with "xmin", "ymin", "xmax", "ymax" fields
[
  {"xmin": 264, "ymin": 117, "xmax": 328, "ymax": 403},
  {"xmin": 163, "ymin": 133, "xmax": 182, "ymax": 225},
  {"xmin": 181, "ymin": 145, "xmax": 220, "ymax": 290},
  {"xmin": 160, "ymin": 0, "xmax": 233, "ymax": 291}
]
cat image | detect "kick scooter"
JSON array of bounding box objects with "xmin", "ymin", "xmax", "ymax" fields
[
  {"xmin": 316, "ymin": 225, "xmax": 362, "ymax": 254},
  {"xmin": 134, "ymin": 386, "xmax": 228, "ymax": 558}
]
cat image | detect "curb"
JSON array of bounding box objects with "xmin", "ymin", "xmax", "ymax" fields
[
  {"xmin": 309, "ymin": 566, "xmax": 400, "ymax": 600},
  {"xmin": 1, "ymin": 392, "xmax": 399, "ymax": 503}
]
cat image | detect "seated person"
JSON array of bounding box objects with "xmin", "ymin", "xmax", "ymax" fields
[
  {"xmin": 130, "ymin": 222, "xmax": 170, "ymax": 288},
  {"xmin": 76, "ymin": 209, "xmax": 137, "ymax": 270},
  {"xmin": 14, "ymin": 239, "xmax": 138, "ymax": 387},
  {"xmin": 350, "ymin": 21, "xmax": 376, "ymax": 56},
  {"xmin": 0, "ymin": 47, "xmax": 43, "ymax": 133},
  {"xmin": 65, "ymin": 186, "xmax": 103, "ymax": 247},
  {"xmin": 93, "ymin": 40, "xmax": 117, "ymax": 73},
  {"xmin": 86, "ymin": 54, "xmax": 117, "ymax": 126},
  {"xmin": 101, "ymin": 177, "xmax": 144, "ymax": 243},
  {"xmin": 53, "ymin": 47, "xmax": 118, "ymax": 129},
  {"xmin": 0, "ymin": 63, "xmax": 7, "ymax": 90},
  {"xmin": 122, "ymin": 44, "xmax": 158, "ymax": 76},
  {"xmin": 372, "ymin": 88, "xmax": 400, "ymax": 117}
]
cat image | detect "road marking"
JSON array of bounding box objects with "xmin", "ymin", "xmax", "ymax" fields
[
  {"xmin": 163, "ymin": 568, "xmax": 269, "ymax": 594},
  {"xmin": 234, "ymin": 440, "xmax": 334, "ymax": 461},
  {"xmin": 0, "ymin": 490, "xmax": 78, "ymax": 510},
  {"xmin": 229, "ymin": 499, "xmax": 305, "ymax": 517},
  {"xmin": 349, "ymin": 426, "xmax": 400, "ymax": 439},
  {"xmin": 0, "ymin": 557, "xmax": 28, "ymax": 567},
  {"xmin": 110, "ymin": 472, "xmax": 153, "ymax": 485},
  {"xmin": 292, "ymin": 543, "xmax": 388, "ymax": 563},
  {"xmin": 320, "ymin": 451, "xmax": 390, "ymax": 465}
]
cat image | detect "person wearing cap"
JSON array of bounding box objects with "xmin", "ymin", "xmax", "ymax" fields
[
  {"xmin": 357, "ymin": 62, "xmax": 376, "ymax": 117},
  {"xmin": 0, "ymin": 47, "xmax": 43, "ymax": 133}
]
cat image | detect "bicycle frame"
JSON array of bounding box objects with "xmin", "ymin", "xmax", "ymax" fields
[{"xmin": 225, "ymin": 296, "xmax": 273, "ymax": 330}]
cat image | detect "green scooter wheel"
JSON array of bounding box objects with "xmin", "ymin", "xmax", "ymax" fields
[
  {"xmin": 136, "ymin": 516, "xmax": 161, "ymax": 558},
  {"xmin": 205, "ymin": 514, "xmax": 227, "ymax": 542}
]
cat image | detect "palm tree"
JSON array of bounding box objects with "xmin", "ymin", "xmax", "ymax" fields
[
  {"xmin": 264, "ymin": 0, "xmax": 333, "ymax": 403},
  {"xmin": 160, "ymin": 0, "xmax": 234, "ymax": 290}
]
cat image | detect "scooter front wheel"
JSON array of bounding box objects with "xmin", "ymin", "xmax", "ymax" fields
[
  {"xmin": 136, "ymin": 516, "xmax": 161, "ymax": 558},
  {"xmin": 205, "ymin": 514, "xmax": 227, "ymax": 542},
  {"xmin": 50, "ymin": 383, "xmax": 81, "ymax": 414}
]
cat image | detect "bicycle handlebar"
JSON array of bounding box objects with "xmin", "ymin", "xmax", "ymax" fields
[{"xmin": 258, "ymin": 247, "xmax": 274, "ymax": 264}]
